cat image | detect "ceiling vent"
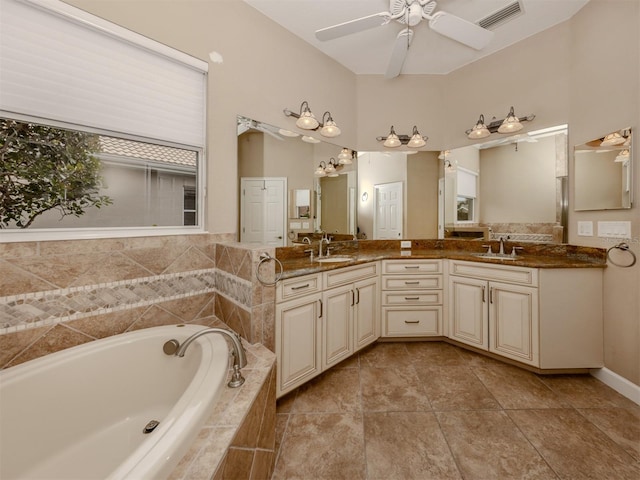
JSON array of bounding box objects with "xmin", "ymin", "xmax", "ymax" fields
[{"xmin": 477, "ymin": 1, "xmax": 524, "ymax": 30}]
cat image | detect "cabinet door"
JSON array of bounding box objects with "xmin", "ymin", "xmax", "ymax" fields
[
  {"xmin": 489, "ymin": 282, "xmax": 539, "ymax": 366},
  {"xmin": 353, "ymin": 277, "xmax": 380, "ymax": 351},
  {"xmin": 276, "ymin": 293, "xmax": 322, "ymax": 397},
  {"xmin": 322, "ymin": 284, "xmax": 353, "ymax": 369},
  {"xmin": 448, "ymin": 276, "xmax": 488, "ymax": 349}
]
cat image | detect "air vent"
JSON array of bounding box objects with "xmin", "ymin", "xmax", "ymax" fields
[{"xmin": 477, "ymin": 1, "xmax": 524, "ymax": 30}]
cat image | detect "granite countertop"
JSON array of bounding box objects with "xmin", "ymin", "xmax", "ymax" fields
[{"xmin": 276, "ymin": 240, "xmax": 607, "ymax": 280}]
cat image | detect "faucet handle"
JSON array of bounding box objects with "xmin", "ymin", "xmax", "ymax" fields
[
  {"xmin": 304, "ymin": 248, "xmax": 314, "ymax": 261},
  {"xmin": 482, "ymin": 244, "xmax": 493, "ymax": 254},
  {"xmin": 511, "ymin": 246, "xmax": 524, "ymax": 257}
]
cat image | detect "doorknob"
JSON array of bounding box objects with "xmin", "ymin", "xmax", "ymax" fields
[{"xmin": 277, "ymin": 236, "xmax": 283, "ymax": 239}]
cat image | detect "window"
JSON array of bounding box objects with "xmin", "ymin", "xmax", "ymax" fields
[
  {"xmin": 456, "ymin": 168, "xmax": 478, "ymax": 223},
  {"xmin": 0, "ymin": 0, "xmax": 207, "ymax": 241},
  {"xmin": 183, "ymin": 187, "xmax": 197, "ymax": 226}
]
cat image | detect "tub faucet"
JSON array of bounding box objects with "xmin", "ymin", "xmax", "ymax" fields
[{"xmin": 164, "ymin": 328, "xmax": 247, "ymax": 388}]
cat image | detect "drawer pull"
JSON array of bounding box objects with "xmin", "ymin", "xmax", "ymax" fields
[
  {"xmin": 404, "ymin": 296, "xmax": 420, "ymax": 301},
  {"xmin": 291, "ymin": 283, "xmax": 310, "ymax": 291},
  {"xmin": 404, "ymin": 266, "xmax": 420, "ymax": 269},
  {"xmin": 404, "ymin": 320, "xmax": 420, "ymax": 324},
  {"xmin": 404, "ymin": 281, "xmax": 420, "ymax": 285}
]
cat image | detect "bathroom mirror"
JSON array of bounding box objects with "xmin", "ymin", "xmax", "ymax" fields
[
  {"xmin": 574, "ymin": 127, "xmax": 632, "ymax": 211},
  {"xmin": 237, "ymin": 115, "xmax": 356, "ymax": 244},
  {"xmin": 443, "ymin": 125, "xmax": 569, "ymax": 243}
]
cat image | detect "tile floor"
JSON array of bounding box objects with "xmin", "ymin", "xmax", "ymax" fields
[{"xmin": 273, "ymin": 341, "xmax": 640, "ymax": 480}]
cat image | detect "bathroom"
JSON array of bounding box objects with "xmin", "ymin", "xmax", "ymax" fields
[{"xmin": 1, "ymin": 0, "xmax": 638, "ymax": 478}]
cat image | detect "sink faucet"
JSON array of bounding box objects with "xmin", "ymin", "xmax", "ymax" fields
[
  {"xmin": 319, "ymin": 236, "xmax": 330, "ymax": 258},
  {"xmin": 163, "ymin": 327, "xmax": 247, "ymax": 388},
  {"xmin": 499, "ymin": 236, "xmax": 508, "ymax": 255},
  {"xmin": 302, "ymin": 236, "xmax": 312, "ymax": 244}
]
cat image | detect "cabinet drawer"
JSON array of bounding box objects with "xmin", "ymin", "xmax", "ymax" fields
[
  {"xmin": 382, "ymin": 275, "xmax": 442, "ymax": 290},
  {"xmin": 382, "ymin": 259, "xmax": 442, "ymax": 275},
  {"xmin": 323, "ymin": 262, "xmax": 378, "ymax": 289},
  {"xmin": 449, "ymin": 260, "xmax": 538, "ymax": 287},
  {"xmin": 276, "ymin": 273, "xmax": 321, "ymax": 302},
  {"xmin": 382, "ymin": 290, "xmax": 442, "ymax": 306},
  {"xmin": 382, "ymin": 307, "xmax": 442, "ymax": 337}
]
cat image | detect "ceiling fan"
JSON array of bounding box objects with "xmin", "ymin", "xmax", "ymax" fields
[{"xmin": 315, "ymin": 0, "xmax": 494, "ymax": 78}]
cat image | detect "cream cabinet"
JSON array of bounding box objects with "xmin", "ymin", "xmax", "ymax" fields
[
  {"xmin": 448, "ymin": 260, "xmax": 603, "ymax": 369},
  {"xmin": 381, "ymin": 259, "xmax": 443, "ymax": 337},
  {"xmin": 275, "ymin": 273, "xmax": 323, "ymax": 397},
  {"xmin": 322, "ymin": 263, "xmax": 380, "ymax": 369}
]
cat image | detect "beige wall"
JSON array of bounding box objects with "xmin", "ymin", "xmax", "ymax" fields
[{"xmin": 49, "ymin": 0, "xmax": 640, "ymax": 385}]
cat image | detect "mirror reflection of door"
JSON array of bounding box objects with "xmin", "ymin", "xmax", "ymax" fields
[
  {"xmin": 240, "ymin": 177, "xmax": 286, "ymax": 246},
  {"xmin": 374, "ymin": 182, "xmax": 403, "ymax": 239}
]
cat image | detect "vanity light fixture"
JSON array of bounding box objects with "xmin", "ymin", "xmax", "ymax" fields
[
  {"xmin": 615, "ymin": 149, "xmax": 630, "ymax": 163},
  {"xmin": 601, "ymin": 131, "xmax": 625, "ymax": 146},
  {"xmin": 338, "ymin": 148, "xmax": 353, "ymax": 164},
  {"xmin": 283, "ymin": 101, "xmax": 341, "ymax": 138},
  {"xmin": 314, "ymin": 158, "xmax": 341, "ymax": 177},
  {"xmin": 466, "ymin": 107, "xmax": 535, "ymax": 139},
  {"xmin": 377, "ymin": 125, "xmax": 428, "ymax": 148}
]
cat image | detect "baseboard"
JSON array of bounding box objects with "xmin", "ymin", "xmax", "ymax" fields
[{"xmin": 590, "ymin": 368, "xmax": 640, "ymax": 406}]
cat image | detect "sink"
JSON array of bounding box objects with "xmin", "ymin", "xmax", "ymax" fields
[
  {"xmin": 315, "ymin": 256, "xmax": 354, "ymax": 263},
  {"xmin": 472, "ymin": 253, "xmax": 519, "ymax": 260}
]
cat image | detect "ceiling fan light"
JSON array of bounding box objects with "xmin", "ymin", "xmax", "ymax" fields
[
  {"xmin": 468, "ymin": 115, "xmax": 490, "ymax": 139},
  {"xmin": 383, "ymin": 126, "xmax": 401, "ymax": 148},
  {"xmin": 498, "ymin": 107, "xmax": 523, "ymax": 133},
  {"xmin": 601, "ymin": 132, "xmax": 625, "ymax": 146}
]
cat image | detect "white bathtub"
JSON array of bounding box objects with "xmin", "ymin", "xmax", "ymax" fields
[{"xmin": 0, "ymin": 324, "xmax": 230, "ymax": 480}]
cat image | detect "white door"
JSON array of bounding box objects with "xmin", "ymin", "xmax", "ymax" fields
[
  {"xmin": 374, "ymin": 182, "xmax": 403, "ymax": 239},
  {"xmin": 240, "ymin": 177, "xmax": 286, "ymax": 246}
]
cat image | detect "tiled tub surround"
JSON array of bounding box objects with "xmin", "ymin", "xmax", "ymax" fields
[{"xmin": 0, "ymin": 235, "xmax": 277, "ymax": 367}]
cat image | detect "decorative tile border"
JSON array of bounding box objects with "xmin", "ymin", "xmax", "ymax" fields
[{"xmin": 0, "ymin": 269, "xmax": 215, "ymax": 334}]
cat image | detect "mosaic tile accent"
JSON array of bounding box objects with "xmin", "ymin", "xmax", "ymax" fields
[{"xmin": 0, "ymin": 269, "xmax": 217, "ymax": 333}]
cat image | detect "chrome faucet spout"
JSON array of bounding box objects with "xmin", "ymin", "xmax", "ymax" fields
[
  {"xmin": 319, "ymin": 237, "xmax": 330, "ymax": 258},
  {"xmin": 499, "ymin": 236, "xmax": 509, "ymax": 255},
  {"xmin": 171, "ymin": 328, "xmax": 247, "ymax": 387},
  {"xmin": 302, "ymin": 236, "xmax": 311, "ymax": 244}
]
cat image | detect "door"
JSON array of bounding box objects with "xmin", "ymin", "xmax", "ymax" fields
[
  {"xmin": 489, "ymin": 282, "xmax": 539, "ymax": 366},
  {"xmin": 322, "ymin": 284, "xmax": 353, "ymax": 369},
  {"xmin": 240, "ymin": 177, "xmax": 286, "ymax": 246},
  {"xmin": 353, "ymin": 277, "xmax": 379, "ymax": 351},
  {"xmin": 276, "ymin": 293, "xmax": 322, "ymax": 396},
  {"xmin": 374, "ymin": 181, "xmax": 403, "ymax": 239},
  {"xmin": 448, "ymin": 276, "xmax": 488, "ymax": 349}
]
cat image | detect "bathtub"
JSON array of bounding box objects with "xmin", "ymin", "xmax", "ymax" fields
[{"xmin": 0, "ymin": 324, "xmax": 230, "ymax": 480}]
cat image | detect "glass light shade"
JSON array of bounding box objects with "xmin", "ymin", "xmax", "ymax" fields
[
  {"xmin": 383, "ymin": 131, "xmax": 401, "ymax": 148},
  {"xmin": 338, "ymin": 148, "xmax": 351, "ymax": 160},
  {"xmin": 615, "ymin": 149, "xmax": 630, "ymax": 162},
  {"xmin": 301, "ymin": 135, "xmax": 320, "ymax": 144},
  {"xmin": 407, "ymin": 133, "xmax": 426, "ymax": 148},
  {"xmin": 324, "ymin": 163, "xmax": 336, "ymax": 175},
  {"xmin": 296, "ymin": 111, "xmax": 319, "ymax": 130},
  {"xmin": 468, "ymin": 115, "xmax": 490, "ymax": 139},
  {"xmin": 438, "ymin": 150, "xmax": 450, "ymax": 160},
  {"xmin": 320, "ymin": 119, "xmax": 341, "ymax": 137},
  {"xmin": 339, "ymin": 157, "xmax": 352, "ymax": 165},
  {"xmin": 314, "ymin": 165, "xmax": 327, "ymax": 176},
  {"xmin": 498, "ymin": 108, "xmax": 523, "ymax": 133},
  {"xmin": 601, "ymin": 132, "xmax": 625, "ymax": 146}
]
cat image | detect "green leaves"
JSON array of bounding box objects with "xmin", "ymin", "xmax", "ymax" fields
[{"xmin": 0, "ymin": 119, "xmax": 112, "ymax": 228}]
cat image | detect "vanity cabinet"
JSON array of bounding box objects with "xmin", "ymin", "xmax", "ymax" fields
[
  {"xmin": 448, "ymin": 260, "xmax": 603, "ymax": 369},
  {"xmin": 381, "ymin": 259, "xmax": 444, "ymax": 337},
  {"xmin": 322, "ymin": 263, "xmax": 379, "ymax": 369},
  {"xmin": 275, "ymin": 273, "xmax": 322, "ymax": 397}
]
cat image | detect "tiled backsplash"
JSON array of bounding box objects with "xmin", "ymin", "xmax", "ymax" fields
[{"xmin": 0, "ymin": 234, "xmax": 276, "ymax": 368}]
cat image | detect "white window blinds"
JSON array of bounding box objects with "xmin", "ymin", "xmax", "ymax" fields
[
  {"xmin": 0, "ymin": 0, "xmax": 207, "ymax": 148},
  {"xmin": 457, "ymin": 168, "xmax": 478, "ymax": 198}
]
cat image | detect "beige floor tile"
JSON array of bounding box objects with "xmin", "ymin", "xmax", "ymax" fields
[
  {"xmin": 473, "ymin": 364, "xmax": 568, "ymax": 409},
  {"xmin": 360, "ymin": 366, "xmax": 431, "ymax": 412},
  {"xmin": 508, "ymin": 408, "xmax": 640, "ymax": 480},
  {"xmin": 416, "ymin": 365, "xmax": 501, "ymax": 411},
  {"xmin": 403, "ymin": 341, "xmax": 467, "ymax": 366},
  {"xmin": 358, "ymin": 342, "xmax": 412, "ymax": 368},
  {"xmin": 437, "ymin": 410, "xmax": 558, "ymax": 480},
  {"xmin": 539, "ymin": 374, "xmax": 640, "ymax": 408},
  {"xmin": 364, "ymin": 411, "xmax": 461, "ymax": 480},
  {"xmin": 272, "ymin": 412, "xmax": 365, "ymax": 480},
  {"xmin": 578, "ymin": 407, "xmax": 640, "ymax": 461},
  {"xmin": 292, "ymin": 368, "xmax": 361, "ymax": 413}
]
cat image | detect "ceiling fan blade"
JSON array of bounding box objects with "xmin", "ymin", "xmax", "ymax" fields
[
  {"xmin": 316, "ymin": 12, "xmax": 390, "ymax": 41},
  {"xmin": 385, "ymin": 28, "xmax": 413, "ymax": 79},
  {"xmin": 428, "ymin": 11, "xmax": 493, "ymax": 50}
]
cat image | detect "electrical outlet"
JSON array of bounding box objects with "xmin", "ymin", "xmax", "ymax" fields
[
  {"xmin": 400, "ymin": 240, "xmax": 411, "ymax": 249},
  {"xmin": 577, "ymin": 221, "xmax": 593, "ymax": 236}
]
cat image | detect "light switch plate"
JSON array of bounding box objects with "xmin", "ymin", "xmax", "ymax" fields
[
  {"xmin": 577, "ymin": 221, "xmax": 593, "ymax": 236},
  {"xmin": 400, "ymin": 240, "xmax": 411, "ymax": 249},
  {"xmin": 597, "ymin": 221, "xmax": 631, "ymax": 238}
]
